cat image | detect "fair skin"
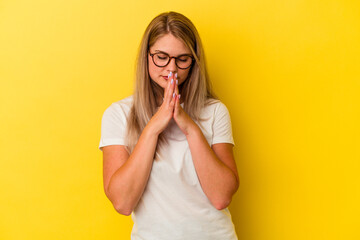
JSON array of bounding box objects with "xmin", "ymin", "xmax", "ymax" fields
[{"xmin": 102, "ymin": 33, "xmax": 239, "ymax": 215}]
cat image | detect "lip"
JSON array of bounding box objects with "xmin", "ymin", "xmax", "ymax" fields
[{"xmin": 162, "ymin": 76, "xmax": 168, "ymax": 80}]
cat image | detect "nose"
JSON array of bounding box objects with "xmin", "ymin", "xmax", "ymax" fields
[{"xmin": 167, "ymin": 57, "xmax": 178, "ymax": 72}]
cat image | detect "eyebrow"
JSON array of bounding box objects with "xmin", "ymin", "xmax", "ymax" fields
[{"xmin": 154, "ymin": 50, "xmax": 192, "ymax": 56}]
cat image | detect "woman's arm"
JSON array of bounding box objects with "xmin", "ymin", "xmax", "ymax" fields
[
  {"xmin": 102, "ymin": 125, "xmax": 159, "ymax": 216},
  {"xmin": 103, "ymin": 75, "xmax": 178, "ymax": 215},
  {"xmin": 173, "ymin": 93, "xmax": 239, "ymax": 210},
  {"xmin": 185, "ymin": 124, "xmax": 239, "ymax": 210}
]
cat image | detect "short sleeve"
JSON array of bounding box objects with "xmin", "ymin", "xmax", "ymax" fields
[
  {"xmin": 98, "ymin": 103, "xmax": 128, "ymax": 151},
  {"xmin": 211, "ymin": 102, "xmax": 235, "ymax": 146}
]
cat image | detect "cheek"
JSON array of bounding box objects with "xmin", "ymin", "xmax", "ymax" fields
[
  {"xmin": 148, "ymin": 60, "xmax": 158, "ymax": 79},
  {"xmin": 180, "ymin": 69, "xmax": 191, "ymax": 81},
  {"xmin": 149, "ymin": 67, "xmax": 161, "ymax": 81}
]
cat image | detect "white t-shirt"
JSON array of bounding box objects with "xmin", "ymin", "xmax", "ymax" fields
[{"xmin": 99, "ymin": 95, "xmax": 238, "ymax": 240}]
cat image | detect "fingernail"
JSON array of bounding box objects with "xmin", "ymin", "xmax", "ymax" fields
[
  {"xmin": 168, "ymin": 71, "xmax": 173, "ymax": 77},
  {"xmin": 173, "ymin": 93, "xmax": 175, "ymax": 98},
  {"xmin": 171, "ymin": 79, "xmax": 174, "ymax": 84},
  {"xmin": 175, "ymin": 73, "xmax": 178, "ymax": 78},
  {"xmin": 176, "ymin": 79, "xmax": 178, "ymax": 85},
  {"xmin": 178, "ymin": 94, "xmax": 181, "ymax": 99}
]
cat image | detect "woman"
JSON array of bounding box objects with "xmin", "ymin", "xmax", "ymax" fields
[{"xmin": 99, "ymin": 11, "xmax": 239, "ymax": 240}]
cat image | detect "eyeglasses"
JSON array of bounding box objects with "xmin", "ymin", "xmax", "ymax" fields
[{"xmin": 149, "ymin": 51, "xmax": 194, "ymax": 69}]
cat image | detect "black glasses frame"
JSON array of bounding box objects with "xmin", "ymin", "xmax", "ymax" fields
[{"xmin": 149, "ymin": 52, "xmax": 194, "ymax": 69}]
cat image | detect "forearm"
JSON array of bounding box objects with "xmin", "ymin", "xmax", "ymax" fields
[
  {"xmin": 186, "ymin": 124, "xmax": 239, "ymax": 210},
  {"xmin": 107, "ymin": 125, "xmax": 158, "ymax": 215}
]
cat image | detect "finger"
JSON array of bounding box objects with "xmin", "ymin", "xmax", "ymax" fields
[
  {"xmin": 169, "ymin": 91, "xmax": 176, "ymax": 109},
  {"xmin": 174, "ymin": 73, "xmax": 179, "ymax": 95},
  {"xmin": 173, "ymin": 93, "xmax": 179, "ymax": 115},
  {"xmin": 166, "ymin": 74, "xmax": 176, "ymax": 108},
  {"xmin": 169, "ymin": 74, "xmax": 176, "ymax": 102},
  {"xmin": 164, "ymin": 72, "xmax": 174, "ymax": 104},
  {"xmin": 170, "ymin": 72, "xmax": 176, "ymax": 95}
]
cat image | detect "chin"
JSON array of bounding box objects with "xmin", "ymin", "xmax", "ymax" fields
[
  {"xmin": 159, "ymin": 78, "xmax": 168, "ymax": 88},
  {"xmin": 151, "ymin": 79, "xmax": 166, "ymax": 89}
]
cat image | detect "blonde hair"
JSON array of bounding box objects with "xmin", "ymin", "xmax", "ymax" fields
[{"xmin": 126, "ymin": 11, "xmax": 218, "ymax": 153}]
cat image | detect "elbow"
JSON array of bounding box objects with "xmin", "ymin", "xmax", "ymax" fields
[
  {"xmin": 211, "ymin": 184, "xmax": 238, "ymax": 210},
  {"xmin": 114, "ymin": 204, "xmax": 133, "ymax": 216},
  {"xmin": 116, "ymin": 208, "xmax": 132, "ymax": 216},
  {"xmin": 104, "ymin": 189, "xmax": 133, "ymax": 216},
  {"xmin": 212, "ymin": 198, "xmax": 232, "ymax": 210}
]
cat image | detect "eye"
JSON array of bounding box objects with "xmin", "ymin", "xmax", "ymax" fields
[
  {"xmin": 155, "ymin": 54, "xmax": 168, "ymax": 60},
  {"xmin": 178, "ymin": 56, "xmax": 190, "ymax": 62}
]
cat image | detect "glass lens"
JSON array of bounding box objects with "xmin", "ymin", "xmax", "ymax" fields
[
  {"xmin": 176, "ymin": 55, "xmax": 192, "ymax": 69},
  {"xmin": 153, "ymin": 53, "xmax": 169, "ymax": 66}
]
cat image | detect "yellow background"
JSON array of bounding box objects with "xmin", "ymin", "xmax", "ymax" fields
[{"xmin": 1, "ymin": 0, "xmax": 359, "ymax": 239}]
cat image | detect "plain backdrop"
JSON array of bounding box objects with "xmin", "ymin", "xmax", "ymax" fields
[{"xmin": 0, "ymin": 0, "xmax": 359, "ymax": 239}]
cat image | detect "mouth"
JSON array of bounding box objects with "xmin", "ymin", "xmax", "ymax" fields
[{"xmin": 162, "ymin": 76, "xmax": 168, "ymax": 80}]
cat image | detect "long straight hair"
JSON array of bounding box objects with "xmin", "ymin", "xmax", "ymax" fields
[{"xmin": 126, "ymin": 11, "xmax": 218, "ymax": 153}]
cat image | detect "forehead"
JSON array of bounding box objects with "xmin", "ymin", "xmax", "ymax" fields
[{"xmin": 150, "ymin": 34, "xmax": 191, "ymax": 55}]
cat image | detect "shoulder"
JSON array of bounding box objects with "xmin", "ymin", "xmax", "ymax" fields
[
  {"xmin": 110, "ymin": 95, "xmax": 133, "ymax": 110},
  {"xmin": 102, "ymin": 95, "xmax": 133, "ymax": 121},
  {"xmin": 104, "ymin": 95, "xmax": 133, "ymax": 114},
  {"xmin": 203, "ymin": 98, "xmax": 230, "ymax": 116},
  {"xmin": 198, "ymin": 98, "xmax": 234, "ymax": 145}
]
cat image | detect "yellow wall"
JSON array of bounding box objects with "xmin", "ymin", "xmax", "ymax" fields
[{"xmin": 1, "ymin": 0, "xmax": 359, "ymax": 239}]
